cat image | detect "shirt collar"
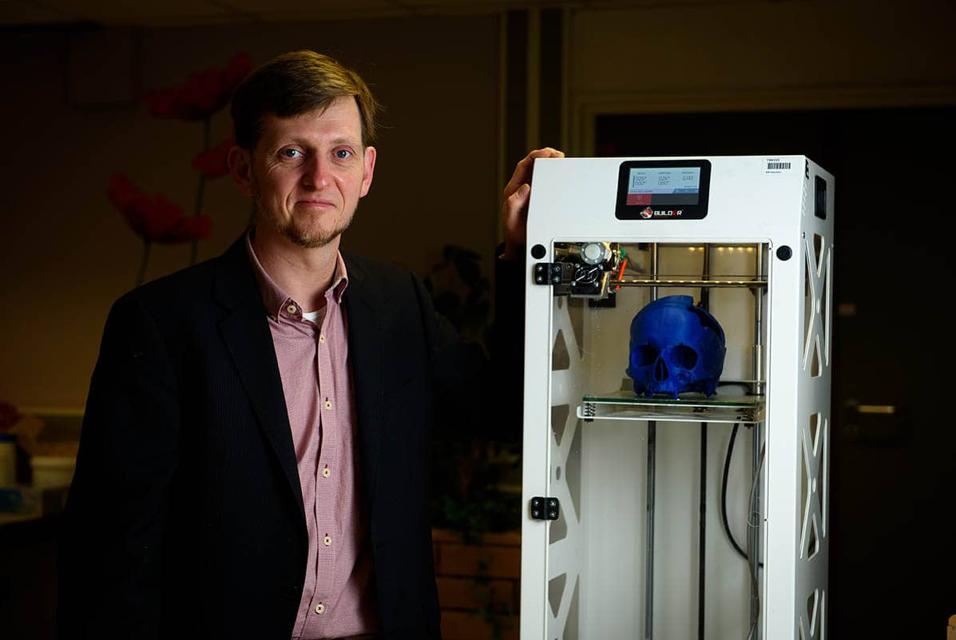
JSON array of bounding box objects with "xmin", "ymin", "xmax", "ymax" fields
[{"xmin": 245, "ymin": 229, "xmax": 349, "ymax": 320}]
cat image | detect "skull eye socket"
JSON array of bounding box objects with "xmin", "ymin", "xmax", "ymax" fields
[
  {"xmin": 635, "ymin": 344, "xmax": 659, "ymax": 366},
  {"xmin": 671, "ymin": 344, "xmax": 698, "ymax": 369}
]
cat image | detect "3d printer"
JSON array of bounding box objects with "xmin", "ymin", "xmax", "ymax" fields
[{"xmin": 520, "ymin": 156, "xmax": 833, "ymax": 640}]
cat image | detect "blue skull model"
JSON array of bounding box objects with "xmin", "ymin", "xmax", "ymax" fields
[{"xmin": 626, "ymin": 295, "xmax": 726, "ymax": 399}]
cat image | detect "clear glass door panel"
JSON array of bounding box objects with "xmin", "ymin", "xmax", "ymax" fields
[{"xmin": 546, "ymin": 242, "xmax": 768, "ymax": 639}]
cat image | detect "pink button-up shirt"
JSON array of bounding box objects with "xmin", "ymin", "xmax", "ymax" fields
[{"xmin": 246, "ymin": 235, "xmax": 379, "ymax": 639}]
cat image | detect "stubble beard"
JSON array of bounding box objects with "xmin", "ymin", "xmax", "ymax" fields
[
  {"xmin": 278, "ymin": 211, "xmax": 354, "ymax": 249},
  {"xmin": 252, "ymin": 187, "xmax": 354, "ymax": 250}
]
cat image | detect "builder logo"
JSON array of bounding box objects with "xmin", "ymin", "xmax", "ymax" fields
[{"xmin": 640, "ymin": 206, "xmax": 654, "ymax": 219}]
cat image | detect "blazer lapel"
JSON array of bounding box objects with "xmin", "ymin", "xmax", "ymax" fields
[
  {"xmin": 342, "ymin": 255, "xmax": 386, "ymax": 506},
  {"xmin": 213, "ymin": 238, "xmax": 305, "ymax": 517}
]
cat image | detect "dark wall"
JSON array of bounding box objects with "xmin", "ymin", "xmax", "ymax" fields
[
  {"xmin": 0, "ymin": 15, "xmax": 500, "ymax": 408},
  {"xmin": 596, "ymin": 106, "xmax": 956, "ymax": 638}
]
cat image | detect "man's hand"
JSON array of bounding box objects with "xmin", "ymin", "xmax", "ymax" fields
[{"xmin": 500, "ymin": 147, "xmax": 565, "ymax": 261}]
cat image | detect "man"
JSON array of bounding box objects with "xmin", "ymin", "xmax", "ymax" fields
[{"xmin": 58, "ymin": 50, "xmax": 562, "ymax": 639}]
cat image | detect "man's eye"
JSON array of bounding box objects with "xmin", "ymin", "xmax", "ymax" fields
[
  {"xmin": 334, "ymin": 149, "xmax": 353, "ymax": 160},
  {"xmin": 280, "ymin": 148, "xmax": 302, "ymax": 159}
]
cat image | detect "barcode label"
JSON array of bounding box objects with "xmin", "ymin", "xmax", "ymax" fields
[{"xmin": 766, "ymin": 161, "xmax": 791, "ymax": 170}]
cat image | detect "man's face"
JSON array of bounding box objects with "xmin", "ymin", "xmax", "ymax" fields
[{"xmin": 238, "ymin": 96, "xmax": 376, "ymax": 249}]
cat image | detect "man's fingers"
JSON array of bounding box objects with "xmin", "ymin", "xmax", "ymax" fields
[
  {"xmin": 505, "ymin": 183, "xmax": 531, "ymax": 218},
  {"xmin": 503, "ymin": 160, "xmax": 531, "ymax": 198},
  {"xmin": 503, "ymin": 183, "xmax": 530, "ymax": 229},
  {"xmin": 501, "ymin": 183, "xmax": 531, "ymax": 259},
  {"xmin": 503, "ymin": 148, "xmax": 566, "ymax": 198}
]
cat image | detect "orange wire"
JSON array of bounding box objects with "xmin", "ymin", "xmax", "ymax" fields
[{"xmin": 615, "ymin": 257, "xmax": 628, "ymax": 291}]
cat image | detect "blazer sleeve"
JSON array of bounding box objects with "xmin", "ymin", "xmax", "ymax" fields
[{"xmin": 58, "ymin": 293, "xmax": 180, "ymax": 639}]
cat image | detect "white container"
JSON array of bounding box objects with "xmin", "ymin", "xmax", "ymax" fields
[{"xmin": 31, "ymin": 455, "xmax": 76, "ymax": 488}]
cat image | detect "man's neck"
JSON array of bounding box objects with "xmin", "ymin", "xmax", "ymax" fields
[{"xmin": 251, "ymin": 227, "xmax": 340, "ymax": 312}]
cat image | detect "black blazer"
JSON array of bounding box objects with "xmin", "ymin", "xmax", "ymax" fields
[{"xmin": 57, "ymin": 236, "xmax": 477, "ymax": 639}]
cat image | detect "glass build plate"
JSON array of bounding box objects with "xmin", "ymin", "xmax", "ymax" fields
[{"xmin": 579, "ymin": 390, "xmax": 765, "ymax": 424}]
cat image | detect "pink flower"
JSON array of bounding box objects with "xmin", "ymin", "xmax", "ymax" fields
[
  {"xmin": 108, "ymin": 173, "xmax": 212, "ymax": 244},
  {"xmin": 145, "ymin": 53, "xmax": 252, "ymax": 121},
  {"xmin": 192, "ymin": 137, "xmax": 235, "ymax": 179}
]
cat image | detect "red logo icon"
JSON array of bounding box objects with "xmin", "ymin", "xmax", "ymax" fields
[{"xmin": 640, "ymin": 207, "xmax": 653, "ymax": 219}]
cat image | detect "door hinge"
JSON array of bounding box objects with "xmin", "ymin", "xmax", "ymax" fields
[{"xmin": 530, "ymin": 496, "xmax": 560, "ymax": 521}]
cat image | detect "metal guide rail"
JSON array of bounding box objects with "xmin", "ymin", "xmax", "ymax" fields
[
  {"xmin": 579, "ymin": 389, "xmax": 766, "ymax": 424},
  {"xmin": 613, "ymin": 275, "xmax": 767, "ymax": 289}
]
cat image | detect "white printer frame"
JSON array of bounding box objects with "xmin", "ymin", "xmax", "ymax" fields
[{"xmin": 520, "ymin": 156, "xmax": 834, "ymax": 639}]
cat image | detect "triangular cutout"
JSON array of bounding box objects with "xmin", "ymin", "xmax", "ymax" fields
[
  {"xmin": 813, "ymin": 233, "xmax": 824, "ymax": 275},
  {"xmin": 548, "ymin": 573, "xmax": 567, "ymax": 619},
  {"xmin": 822, "ymin": 251, "xmax": 831, "ymax": 367},
  {"xmin": 567, "ymin": 423, "xmax": 582, "ymax": 524},
  {"xmin": 818, "ymin": 419, "xmax": 828, "ymax": 533},
  {"xmin": 551, "ymin": 404, "xmax": 570, "ymax": 447},
  {"xmin": 807, "ymin": 514, "xmax": 820, "ymax": 560},
  {"xmin": 807, "ymin": 589, "xmax": 819, "ymax": 636},
  {"xmin": 553, "ymin": 330, "xmax": 570, "ymax": 371},
  {"xmin": 811, "ymin": 335, "xmax": 822, "ymax": 378},
  {"xmin": 809, "ymin": 413, "xmax": 820, "ymax": 456}
]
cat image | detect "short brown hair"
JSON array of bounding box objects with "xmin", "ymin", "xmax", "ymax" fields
[{"xmin": 230, "ymin": 50, "xmax": 379, "ymax": 150}]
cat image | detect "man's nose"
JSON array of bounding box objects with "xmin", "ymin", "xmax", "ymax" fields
[{"xmin": 302, "ymin": 155, "xmax": 331, "ymax": 189}]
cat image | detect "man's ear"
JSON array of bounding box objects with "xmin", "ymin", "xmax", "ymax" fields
[
  {"xmin": 228, "ymin": 146, "xmax": 254, "ymax": 197},
  {"xmin": 360, "ymin": 145, "xmax": 377, "ymax": 198}
]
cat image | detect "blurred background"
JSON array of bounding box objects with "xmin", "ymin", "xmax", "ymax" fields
[{"xmin": 1, "ymin": 0, "xmax": 954, "ymax": 638}]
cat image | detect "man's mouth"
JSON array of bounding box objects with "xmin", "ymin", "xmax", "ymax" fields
[{"xmin": 297, "ymin": 199, "xmax": 336, "ymax": 209}]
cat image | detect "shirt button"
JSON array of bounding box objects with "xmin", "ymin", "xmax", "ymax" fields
[
  {"xmin": 324, "ymin": 399, "xmax": 332, "ymax": 410},
  {"xmin": 319, "ymin": 334, "xmax": 326, "ymax": 343},
  {"xmin": 314, "ymin": 602, "xmax": 325, "ymax": 615},
  {"xmin": 286, "ymin": 303, "xmax": 298, "ymax": 314},
  {"xmin": 322, "ymin": 466, "xmax": 331, "ymax": 478},
  {"xmin": 323, "ymin": 534, "xmax": 332, "ymax": 546}
]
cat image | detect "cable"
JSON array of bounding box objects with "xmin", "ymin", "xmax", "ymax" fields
[
  {"xmin": 720, "ymin": 423, "xmax": 767, "ymax": 566},
  {"xmin": 721, "ymin": 423, "xmax": 749, "ymax": 560},
  {"xmin": 720, "ymin": 423, "xmax": 766, "ymax": 639}
]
